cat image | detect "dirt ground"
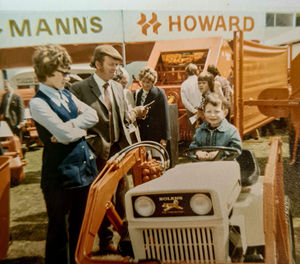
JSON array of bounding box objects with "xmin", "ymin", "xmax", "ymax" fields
[{"xmin": 0, "ymin": 120, "xmax": 300, "ymax": 264}]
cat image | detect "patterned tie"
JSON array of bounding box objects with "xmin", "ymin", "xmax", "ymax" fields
[
  {"xmin": 140, "ymin": 90, "xmax": 147, "ymax": 106},
  {"xmin": 103, "ymin": 83, "xmax": 112, "ymax": 111},
  {"xmin": 103, "ymin": 83, "xmax": 114, "ymax": 142}
]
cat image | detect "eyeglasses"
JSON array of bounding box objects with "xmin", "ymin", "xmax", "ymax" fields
[{"xmin": 56, "ymin": 69, "xmax": 71, "ymax": 77}]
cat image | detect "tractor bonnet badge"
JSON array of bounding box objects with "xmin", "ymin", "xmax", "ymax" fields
[{"xmin": 162, "ymin": 198, "xmax": 183, "ymax": 212}]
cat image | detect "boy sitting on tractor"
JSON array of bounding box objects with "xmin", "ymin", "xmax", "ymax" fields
[{"xmin": 190, "ymin": 92, "xmax": 242, "ymax": 160}]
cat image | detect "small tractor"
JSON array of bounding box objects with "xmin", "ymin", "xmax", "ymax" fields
[{"xmin": 75, "ymin": 138, "xmax": 295, "ymax": 264}]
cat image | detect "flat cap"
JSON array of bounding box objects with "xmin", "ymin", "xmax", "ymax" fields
[{"xmin": 95, "ymin": 45, "xmax": 122, "ymax": 61}]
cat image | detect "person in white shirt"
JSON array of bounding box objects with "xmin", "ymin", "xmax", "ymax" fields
[
  {"xmin": 29, "ymin": 44, "xmax": 98, "ymax": 264},
  {"xmin": 180, "ymin": 63, "xmax": 202, "ymax": 136},
  {"xmin": 113, "ymin": 66, "xmax": 141, "ymax": 142},
  {"xmin": 113, "ymin": 66, "xmax": 135, "ymax": 109}
]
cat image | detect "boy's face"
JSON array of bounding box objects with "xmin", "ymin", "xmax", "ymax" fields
[
  {"xmin": 198, "ymin": 80, "xmax": 209, "ymax": 94},
  {"xmin": 204, "ymin": 102, "xmax": 228, "ymax": 128}
]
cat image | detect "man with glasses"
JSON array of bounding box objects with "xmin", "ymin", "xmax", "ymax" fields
[{"xmin": 29, "ymin": 44, "xmax": 99, "ymax": 264}]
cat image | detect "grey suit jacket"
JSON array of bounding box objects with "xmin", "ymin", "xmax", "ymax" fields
[{"xmin": 70, "ymin": 76, "xmax": 134, "ymax": 160}]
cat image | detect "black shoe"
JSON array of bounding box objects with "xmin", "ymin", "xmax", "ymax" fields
[
  {"xmin": 99, "ymin": 242, "xmax": 119, "ymax": 255},
  {"xmin": 119, "ymin": 239, "xmax": 134, "ymax": 257}
]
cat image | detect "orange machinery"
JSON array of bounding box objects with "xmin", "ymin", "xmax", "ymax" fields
[
  {"xmin": 74, "ymin": 138, "xmax": 293, "ymax": 264},
  {"xmin": 0, "ymin": 156, "xmax": 11, "ymax": 260},
  {"xmin": 143, "ymin": 34, "xmax": 291, "ymax": 145},
  {"xmin": 0, "ymin": 121, "xmax": 27, "ymax": 185},
  {"xmin": 233, "ymin": 31, "xmax": 300, "ymax": 164},
  {"xmin": 145, "ymin": 37, "xmax": 233, "ymax": 141},
  {"xmin": 1, "ymin": 135, "xmax": 27, "ymax": 185},
  {"xmin": 0, "ymin": 88, "xmax": 40, "ymax": 147}
]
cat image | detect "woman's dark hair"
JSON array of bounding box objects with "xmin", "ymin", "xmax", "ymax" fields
[
  {"xmin": 207, "ymin": 64, "xmax": 220, "ymax": 77},
  {"xmin": 32, "ymin": 44, "xmax": 71, "ymax": 82},
  {"xmin": 138, "ymin": 66, "xmax": 157, "ymax": 84},
  {"xmin": 197, "ymin": 72, "xmax": 215, "ymax": 92}
]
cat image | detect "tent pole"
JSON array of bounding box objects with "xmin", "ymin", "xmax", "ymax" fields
[{"xmin": 121, "ymin": 10, "xmax": 126, "ymax": 66}]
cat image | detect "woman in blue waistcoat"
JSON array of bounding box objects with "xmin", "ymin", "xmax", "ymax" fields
[{"xmin": 29, "ymin": 44, "xmax": 98, "ymax": 264}]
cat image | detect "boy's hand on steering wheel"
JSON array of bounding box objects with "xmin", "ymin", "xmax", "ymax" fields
[
  {"xmin": 208, "ymin": 151, "xmax": 218, "ymax": 160},
  {"xmin": 196, "ymin": 150, "xmax": 219, "ymax": 160},
  {"xmin": 196, "ymin": 150, "xmax": 208, "ymax": 160}
]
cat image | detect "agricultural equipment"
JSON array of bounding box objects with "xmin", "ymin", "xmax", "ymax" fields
[
  {"xmin": 0, "ymin": 121, "xmax": 27, "ymax": 185},
  {"xmin": 0, "ymin": 156, "xmax": 10, "ymax": 260},
  {"xmin": 75, "ymin": 138, "xmax": 295, "ymax": 264}
]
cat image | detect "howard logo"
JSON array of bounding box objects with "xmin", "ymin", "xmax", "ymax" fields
[
  {"xmin": 137, "ymin": 12, "xmax": 161, "ymax": 36},
  {"xmin": 136, "ymin": 13, "xmax": 255, "ymax": 36}
]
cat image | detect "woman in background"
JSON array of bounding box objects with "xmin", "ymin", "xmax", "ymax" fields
[{"xmin": 135, "ymin": 66, "xmax": 170, "ymax": 147}]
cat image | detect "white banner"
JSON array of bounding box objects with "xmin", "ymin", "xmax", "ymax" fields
[
  {"xmin": 124, "ymin": 11, "xmax": 265, "ymax": 42},
  {"xmin": 0, "ymin": 11, "xmax": 123, "ymax": 48},
  {"xmin": 0, "ymin": 10, "xmax": 266, "ymax": 48}
]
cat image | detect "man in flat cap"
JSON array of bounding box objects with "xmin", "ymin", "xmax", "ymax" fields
[{"xmin": 70, "ymin": 45, "xmax": 147, "ymax": 255}]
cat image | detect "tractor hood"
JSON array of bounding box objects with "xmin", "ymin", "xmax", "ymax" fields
[{"xmin": 126, "ymin": 161, "xmax": 241, "ymax": 218}]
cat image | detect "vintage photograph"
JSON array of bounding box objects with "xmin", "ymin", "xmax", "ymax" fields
[{"xmin": 0, "ymin": 0, "xmax": 299, "ymax": 263}]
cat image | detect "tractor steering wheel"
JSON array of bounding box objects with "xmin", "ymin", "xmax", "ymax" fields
[{"xmin": 183, "ymin": 146, "xmax": 240, "ymax": 162}]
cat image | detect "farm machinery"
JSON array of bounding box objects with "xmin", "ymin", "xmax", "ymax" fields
[{"xmin": 75, "ymin": 138, "xmax": 295, "ymax": 264}]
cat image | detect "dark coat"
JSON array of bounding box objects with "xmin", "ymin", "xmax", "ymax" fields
[
  {"xmin": 136, "ymin": 86, "xmax": 170, "ymax": 142},
  {"xmin": 0, "ymin": 92, "xmax": 24, "ymax": 132}
]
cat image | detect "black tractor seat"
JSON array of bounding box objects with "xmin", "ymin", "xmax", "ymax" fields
[{"xmin": 236, "ymin": 149, "xmax": 260, "ymax": 186}]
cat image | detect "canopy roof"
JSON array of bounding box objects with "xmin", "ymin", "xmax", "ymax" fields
[{"xmin": 0, "ymin": 42, "xmax": 155, "ymax": 69}]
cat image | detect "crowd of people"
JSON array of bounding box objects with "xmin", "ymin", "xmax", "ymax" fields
[{"xmin": 0, "ymin": 44, "xmax": 242, "ymax": 264}]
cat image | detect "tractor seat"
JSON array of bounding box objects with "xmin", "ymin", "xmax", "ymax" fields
[{"xmin": 236, "ymin": 149, "xmax": 260, "ymax": 186}]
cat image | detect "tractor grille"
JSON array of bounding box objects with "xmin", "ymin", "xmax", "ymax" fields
[{"xmin": 142, "ymin": 227, "xmax": 216, "ymax": 263}]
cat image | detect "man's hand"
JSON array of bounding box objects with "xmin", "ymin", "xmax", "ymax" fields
[
  {"xmin": 207, "ymin": 151, "xmax": 218, "ymax": 160},
  {"xmin": 160, "ymin": 139, "xmax": 167, "ymax": 147},
  {"xmin": 135, "ymin": 106, "xmax": 149, "ymax": 119}
]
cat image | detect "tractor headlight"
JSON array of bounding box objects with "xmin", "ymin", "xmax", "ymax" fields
[
  {"xmin": 190, "ymin": 193, "xmax": 212, "ymax": 215},
  {"xmin": 134, "ymin": 196, "xmax": 155, "ymax": 217}
]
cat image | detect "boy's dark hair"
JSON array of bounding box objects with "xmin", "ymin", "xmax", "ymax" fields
[
  {"xmin": 32, "ymin": 44, "xmax": 71, "ymax": 82},
  {"xmin": 203, "ymin": 92, "xmax": 231, "ymax": 111}
]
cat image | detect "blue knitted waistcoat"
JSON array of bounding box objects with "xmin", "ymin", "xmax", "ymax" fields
[{"xmin": 32, "ymin": 89, "xmax": 98, "ymax": 190}]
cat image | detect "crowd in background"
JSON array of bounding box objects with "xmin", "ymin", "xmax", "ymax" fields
[{"xmin": 0, "ymin": 44, "xmax": 240, "ymax": 264}]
